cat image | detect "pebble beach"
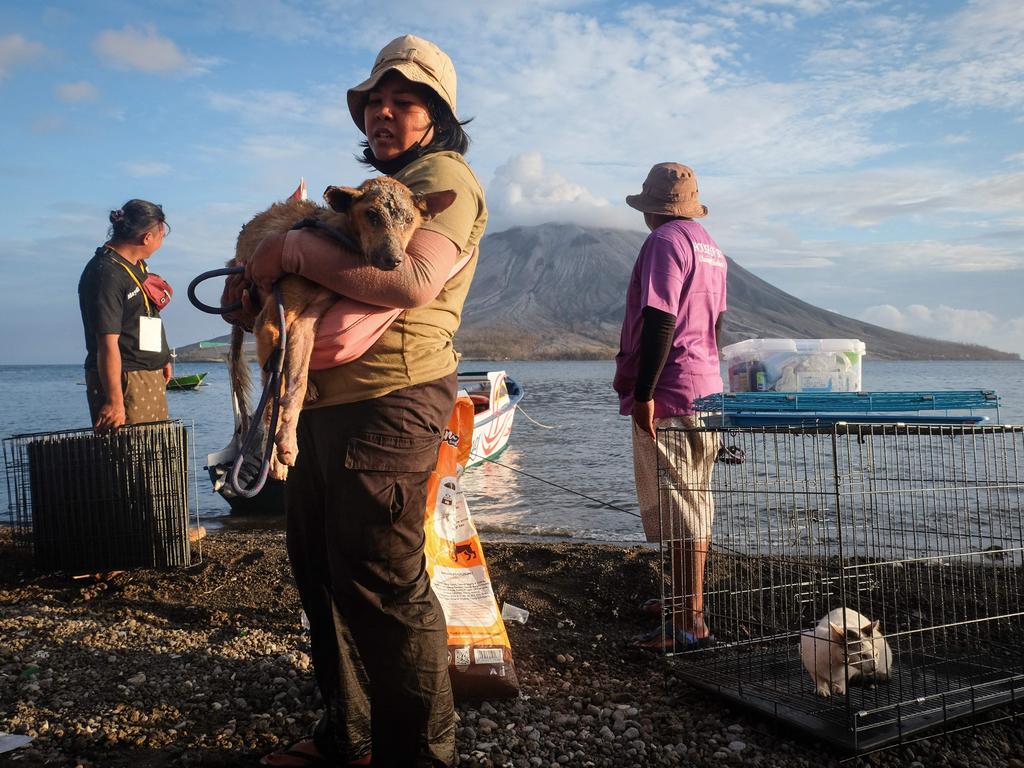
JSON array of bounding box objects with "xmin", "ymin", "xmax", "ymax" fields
[{"xmin": 2, "ymin": 529, "xmax": 1023, "ymax": 768}]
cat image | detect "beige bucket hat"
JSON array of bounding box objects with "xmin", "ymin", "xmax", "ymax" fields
[
  {"xmin": 625, "ymin": 162, "xmax": 708, "ymax": 218},
  {"xmin": 347, "ymin": 34, "xmax": 458, "ymax": 135}
]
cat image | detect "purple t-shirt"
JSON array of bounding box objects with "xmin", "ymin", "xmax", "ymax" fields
[{"xmin": 614, "ymin": 219, "xmax": 728, "ymax": 418}]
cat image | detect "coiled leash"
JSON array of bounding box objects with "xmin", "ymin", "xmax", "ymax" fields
[
  {"xmin": 186, "ymin": 265, "xmax": 286, "ymax": 498},
  {"xmin": 185, "ymin": 220, "xmax": 361, "ymax": 498},
  {"xmin": 227, "ymin": 287, "xmax": 286, "ymax": 498}
]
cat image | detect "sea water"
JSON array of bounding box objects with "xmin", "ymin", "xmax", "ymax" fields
[{"xmin": 2, "ymin": 360, "xmax": 1023, "ymax": 542}]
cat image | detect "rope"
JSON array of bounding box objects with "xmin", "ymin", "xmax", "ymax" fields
[
  {"xmin": 468, "ymin": 452, "xmax": 640, "ymax": 518},
  {"xmin": 514, "ymin": 403, "xmax": 558, "ymax": 430}
]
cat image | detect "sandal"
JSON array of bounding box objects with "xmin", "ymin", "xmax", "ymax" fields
[
  {"xmin": 260, "ymin": 740, "xmax": 371, "ymax": 767},
  {"xmin": 716, "ymin": 445, "xmax": 745, "ymax": 465},
  {"xmin": 632, "ymin": 622, "xmax": 715, "ymax": 654},
  {"xmin": 638, "ymin": 597, "xmax": 662, "ymax": 615}
]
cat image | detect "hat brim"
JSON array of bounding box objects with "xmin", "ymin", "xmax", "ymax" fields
[
  {"xmin": 347, "ymin": 62, "xmax": 457, "ymax": 135},
  {"xmin": 626, "ymin": 193, "xmax": 707, "ymax": 218}
]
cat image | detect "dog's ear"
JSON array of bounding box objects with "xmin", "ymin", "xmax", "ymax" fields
[
  {"xmin": 324, "ymin": 186, "xmax": 361, "ymax": 212},
  {"xmin": 414, "ymin": 190, "xmax": 457, "ymax": 220}
]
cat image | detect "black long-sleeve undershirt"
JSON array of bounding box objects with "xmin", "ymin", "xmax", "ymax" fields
[{"xmin": 633, "ymin": 306, "xmax": 675, "ymax": 402}]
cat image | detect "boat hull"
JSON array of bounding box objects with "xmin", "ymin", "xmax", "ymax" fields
[
  {"xmin": 461, "ymin": 372, "xmax": 523, "ymax": 469},
  {"xmin": 209, "ymin": 370, "xmax": 522, "ymax": 514},
  {"xmin": 167, "ymin": 372, "xmax": 207, "ymax": 391}
]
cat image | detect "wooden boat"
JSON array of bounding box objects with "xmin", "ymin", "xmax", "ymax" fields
[
  {"xmin": 206, "ymin": 369, "xmax": 523, "ymax": 515},
  {"xmin": 166, "ymin": 372, "xmax": 207, "ymax": 390}
]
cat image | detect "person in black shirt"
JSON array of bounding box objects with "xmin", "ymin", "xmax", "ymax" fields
[{"xmin": 78, "ymin": 199, "xmax": 172, "ymax": 431}]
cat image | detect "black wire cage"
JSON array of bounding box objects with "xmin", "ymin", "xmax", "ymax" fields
[
  {"xmin": 3, "ymin": 421, "xmax": 195, "ymax": 572},
  {"xmin": 657, "ymin": 423, "xmax": 1024, "ymax": 753}
]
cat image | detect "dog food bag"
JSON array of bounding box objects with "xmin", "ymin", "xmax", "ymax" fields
[{"xmin": 424, "ymin": 396, "xmax": 519, "ymax": 700}]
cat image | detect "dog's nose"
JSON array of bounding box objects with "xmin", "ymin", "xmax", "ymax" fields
[{"xmin": 374, "ymin": 253, "xmax": 402, "ymax": 271}]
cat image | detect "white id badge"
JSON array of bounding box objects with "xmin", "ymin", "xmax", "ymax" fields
[{"xmin": 139, "ymin": 316, "xmax": 163, "ymax": 352}]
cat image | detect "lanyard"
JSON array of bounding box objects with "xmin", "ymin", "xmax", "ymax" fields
[{"xmin": 111, "ymin": 257, "xmax": 152, "ymax": 317}]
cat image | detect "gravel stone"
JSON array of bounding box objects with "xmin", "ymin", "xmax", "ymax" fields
[{"xmin": 2, "ymin": 530, "xmax": 1020, "ymax": 768}]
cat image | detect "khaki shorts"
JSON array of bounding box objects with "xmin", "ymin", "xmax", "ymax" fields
[
  {"xmin": 632, "ymin": 415, "xmax": 719, "ymax": 543},
  {"xmin": 86, "ymin": 368, "xmax": 169, "ymax": 426}
]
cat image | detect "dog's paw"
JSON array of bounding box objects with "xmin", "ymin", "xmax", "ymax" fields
[
  {"xmin": 269, "ymin": 453, "xmax": 290, "ymax": 481},
  {"xmin": 276, "ymin": 437, "xmax": 298, "ymax": 468}
]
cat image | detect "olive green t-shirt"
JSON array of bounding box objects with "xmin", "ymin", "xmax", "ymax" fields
[{"xmin": 308, "ymin": 151, "xmax": 487, "ymax": 406}]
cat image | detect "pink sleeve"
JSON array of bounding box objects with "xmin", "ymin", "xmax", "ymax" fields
[{"xmin": 282, "ymin": 228, "xmax": 459, "ymax": 309}]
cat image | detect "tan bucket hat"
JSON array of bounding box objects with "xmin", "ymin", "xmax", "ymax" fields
[
  {"xmin": 347, "ymin": 34, "xmax": 457, "ymax": 135},
  {"xmin": 625, "ymin": 162, "xmax": 708, "ymax": 218}
]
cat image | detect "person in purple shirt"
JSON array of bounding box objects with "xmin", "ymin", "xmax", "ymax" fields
[{"xmin": 613, "ymin": 162, "xmax": 728, "ymax": 652}]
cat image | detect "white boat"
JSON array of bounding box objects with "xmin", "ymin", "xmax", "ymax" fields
[
  {"xmin": 207, "ymin": 369, "xmax": 522, "ymax": 513},
  {"xmin": 458, "ymin": 370, "xmax": 523, "ymax": 469}
]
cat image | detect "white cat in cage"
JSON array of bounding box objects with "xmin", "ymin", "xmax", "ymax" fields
[{"xmin": 800, "ymin": 607, "xmax": 894, "ymax": 697}]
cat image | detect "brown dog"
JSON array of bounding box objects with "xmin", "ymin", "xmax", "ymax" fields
[{"xmin": 229, "ymin": 177, "xmax": 456, "ymax": 479}]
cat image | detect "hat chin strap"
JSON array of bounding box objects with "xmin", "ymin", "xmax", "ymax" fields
[{"xmin": 363, "ymin": 122, "xmax": 436, "ymax": 174}]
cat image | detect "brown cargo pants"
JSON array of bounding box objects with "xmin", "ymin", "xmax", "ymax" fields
[{"xmin": 286, "ymin": 374, "xmax": 457, "ymax": 767}]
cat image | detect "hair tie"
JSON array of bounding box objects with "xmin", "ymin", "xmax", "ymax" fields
[{"xmin": 110, "ymin": 208, "xmax": 125, "ymax": 222}]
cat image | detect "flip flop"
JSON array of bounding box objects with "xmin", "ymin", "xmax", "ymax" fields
[
  {"xmin": 631, "ymin": 622, "xmax": 715, "ymax": 654},
  {"xmin": 260, "ymin": 746, "xmax": 333, "ymax": 767},
  {"xmin": 260, "ymin": 741, "xmax": 371, "ymax": 767},
  {"xmin": 638, "ymin": 597, "xmax": 662, "ymax": 615},
  {"xmin": 716, "ymin": 445, "xmax": 745, "ymax": 464}
]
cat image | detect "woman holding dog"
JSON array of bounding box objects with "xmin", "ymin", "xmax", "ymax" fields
[
  {"xmin": 230, "ymin": 35, "xmax": 486, "ymax": 768},
  {"xmin": 79, "ymin": 199, "xmax": 173, "ymax": 432}
]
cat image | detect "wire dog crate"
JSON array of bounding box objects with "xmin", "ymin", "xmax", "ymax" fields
[
  {"xmin": 657, "ymin": 422, "xmax": 1024, "ymax": 752},
  {"xmin": 3, "ymin": 421, "xmax": 193, "ymax": 571}
]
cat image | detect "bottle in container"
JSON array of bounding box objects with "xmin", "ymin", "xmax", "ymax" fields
[{"xmin": 749, "ymin": 359, "xmax": 767, "ymax": 391}]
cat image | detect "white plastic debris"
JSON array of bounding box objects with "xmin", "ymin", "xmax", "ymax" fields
[
  {"xmin": 501, "ymin": 602, "xmax": 530, "ymax": 625},
  {"xmin": 300, "ymin": 610, "xmax": 310, "ymax": 630},
  {"xmin": 0, "ymin": 734, "xmax": 33, "ymax": 754}
]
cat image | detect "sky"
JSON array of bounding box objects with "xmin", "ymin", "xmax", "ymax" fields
[{"xmin": 1, "ymin": 0, "xmax": 1022, "ymax": 364}]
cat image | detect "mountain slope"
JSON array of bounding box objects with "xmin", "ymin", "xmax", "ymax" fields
[
  {"xmin": 455, "ymin": 223, "xmax": 1017, "ymax": 361},
  {"xmin": 175, "ymin": 223, "xmax": 1017, "ymax": 361}
]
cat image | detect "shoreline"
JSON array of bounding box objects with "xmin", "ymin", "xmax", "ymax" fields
[{"xmin": 2, "ymin": 529, "xmax": 1022, "ymax": 767}]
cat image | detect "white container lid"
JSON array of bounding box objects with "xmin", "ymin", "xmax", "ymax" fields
[{"xmin": 722, "ymin": 338, "xmax": 865, "ymax": 359}]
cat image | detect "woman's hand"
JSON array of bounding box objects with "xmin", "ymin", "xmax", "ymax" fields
[
  {"xmin": 221, "ymin": 271, "xmax": 259, "ymax": 331},
  {"xmin": 246, "ymin": 233, "xmax": 288, "ymax": 295},
  {"xmin": 162, "ymin": 362, "xmax": 173, "ymax": 384}
]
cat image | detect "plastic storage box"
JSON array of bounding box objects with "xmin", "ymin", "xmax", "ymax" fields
[{"xmin": 722, "ymin": 338, "xmax": 866, "ymax": 393}]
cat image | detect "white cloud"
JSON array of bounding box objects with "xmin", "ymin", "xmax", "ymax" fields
[
  {"xmin": 92, "ymin": 25, "xmax": 194, "ymax": 74},
  {"xmin": 942, "ymin": 133, "xmax": 971, "ymax": 145},
  {"xmin": 487, "ymin": 152, "xmax": 635, "ymax": 230},
  {"xmin": 204, "ymin": 87, "xmax": 350, "ymax": 129},
  {"xmin": 0, "ymin": 33, "xmax": 48, "ymax": 80},
  {"xmin": 860, "ymin": 302, "xmax": 1024, "ymax": 355},
  {"xmin": 708, "ymin": 166, "xmax": 1024, "ymax": 233},
  {"xmin": 120, "ymin": 161, "xmax": 172, "ymax": 178},
  {"xmin": 54, "ymin": 80, "xmax": 98, "ymax": 102}
]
